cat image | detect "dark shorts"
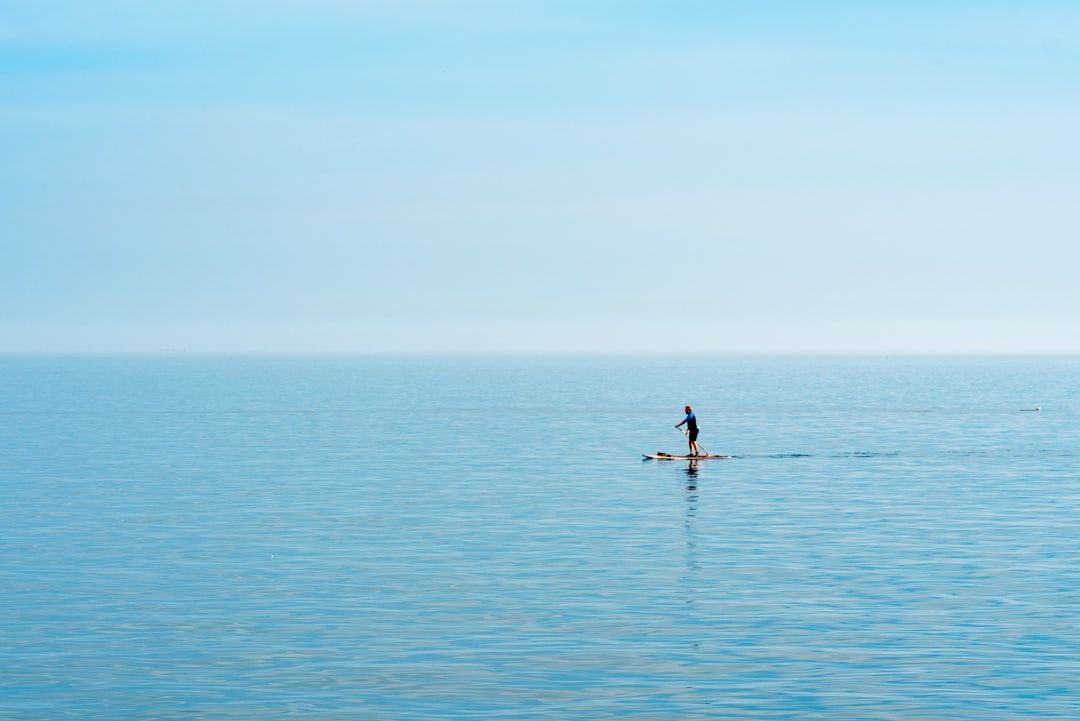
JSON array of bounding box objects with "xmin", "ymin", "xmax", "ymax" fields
[{"xmin": 689, "ymin": 428, "xmax": 699, "ymax": 442}]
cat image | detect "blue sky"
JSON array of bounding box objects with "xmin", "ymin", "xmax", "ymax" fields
[{"xmin": 3, "ymin": 1, "xmax": 1079, "ymax": 353}]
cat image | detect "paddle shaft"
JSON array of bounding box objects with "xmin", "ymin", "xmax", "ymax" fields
[{"xmin": 676, "ymin": 426, "xmax": 709, "ymax": 457}]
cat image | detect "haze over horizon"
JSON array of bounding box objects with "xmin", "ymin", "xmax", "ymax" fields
[{"xmin": 3, "ymin": 2, "xmax": 1079, "ymax": 354}]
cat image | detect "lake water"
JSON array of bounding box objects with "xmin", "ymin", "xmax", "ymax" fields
[{"xmin": 2, "ymin": 355, "xmax": 1079, "ymax": 719}]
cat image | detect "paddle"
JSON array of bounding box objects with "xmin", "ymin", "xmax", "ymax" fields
[{"xmin": 675, "ymin": 426, "xmax": 710, "ymax": 457}]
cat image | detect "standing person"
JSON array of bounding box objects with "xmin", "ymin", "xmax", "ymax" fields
[{"xmin": 675, "ymin": 405, "xmax": 700, "ymax": 457}]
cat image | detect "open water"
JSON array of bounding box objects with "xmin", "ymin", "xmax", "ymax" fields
[{"xmin": 2, "ymin": 355, "xmax": 1079, "ymax": 719}]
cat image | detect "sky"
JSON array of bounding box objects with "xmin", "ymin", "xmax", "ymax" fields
[{"xmin": 2, "ymin": 0, "xmax": 1079, "ymax": 354}]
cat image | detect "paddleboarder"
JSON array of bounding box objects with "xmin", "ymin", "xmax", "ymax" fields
[{"xmin": 675, "ymin": 405, "xmax": 700, "ymax": 457}]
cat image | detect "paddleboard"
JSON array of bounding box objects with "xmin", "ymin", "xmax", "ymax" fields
[{"xmin": 643, "ymin": 452, "xmax": 731, "ymax": 460}]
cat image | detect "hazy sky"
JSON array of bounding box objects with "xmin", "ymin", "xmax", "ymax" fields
[{"xmin": 3, "ymin": 1, "xmax": 1079, "ymax": 353}]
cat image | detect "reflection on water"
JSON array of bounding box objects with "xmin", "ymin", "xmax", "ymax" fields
[{"xmin": 683, "ymin": 459, "xmax": 699, "ymax": 485}]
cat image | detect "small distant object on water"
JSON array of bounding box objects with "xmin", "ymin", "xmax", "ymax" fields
[{"xmin": 1021, "ymin": 406, "xmax": 1042, "ymax": 412}]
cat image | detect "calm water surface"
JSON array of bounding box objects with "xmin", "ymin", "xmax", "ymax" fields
[{"xmin": 2, "ymin": 355, "xmax": 1079, "ymax": 719}]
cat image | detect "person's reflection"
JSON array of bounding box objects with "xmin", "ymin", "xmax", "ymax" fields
[
  {"xmin": 685, "ymin": 459, "xmax": 699, "ymax": 488},
  {"xmin": 684, "ymin": 467, "xmax": 701, "ymax": 582}
]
